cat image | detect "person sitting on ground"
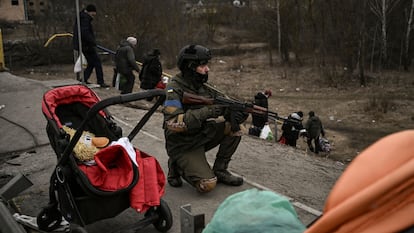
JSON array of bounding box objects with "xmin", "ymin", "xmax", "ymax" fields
[
  {"xmin": 162, "ymin": 44, "xmax": 248, "ymax": 193},
  {"xmin": 249, "ymin": 89, "xmax": 272, "ymax": 137},
  {"xmin": 114, "ymin": 36, "xmax": 140, "ymax": 94},
  {"xmin": 305, "ymin": 111, "xmax": 325, "ymax": 154}
]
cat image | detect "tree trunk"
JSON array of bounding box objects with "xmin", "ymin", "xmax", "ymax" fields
[
  {"xmin": 370, "ymin": 24, "xmax": 378, "ymax": 72},
  {"xmin": 294, "ymin": 0, "xmax": 303, "ymax": 65},
  {"xmin": 404, "ymin": 0, "xmax": 414, "ymax": 71},
  {"xmin": 358, "ymin": 0, "xmax": 367, "ymax": 87},
  {"xmin": 276, "ymin": 0, "xmax": 281, "ymax": 59},
  {"xmin": 381, "ymin": 0, "xmax": 387, "ymax": 68}
]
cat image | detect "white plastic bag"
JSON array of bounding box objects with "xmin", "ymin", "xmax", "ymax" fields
[
  {"xmin": 115, "ymin": 73, "xmax": 121, "ymax": 90},
  {"xmin": 74, "ymin": 53, "xmax": 87, "ymax": 73},
  {"xmin": 260, "ymin": 124, "xmax": 273, "ymax": 141}
]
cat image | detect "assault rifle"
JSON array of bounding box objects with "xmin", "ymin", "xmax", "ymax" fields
[{"xmin": 182, "ymin": 92, "xmax": 295, "ymax": 124}]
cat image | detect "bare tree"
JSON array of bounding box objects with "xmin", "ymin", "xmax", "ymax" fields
[
  {"xmin": 358, "ymin": 0, "xmax": 368, "ymax": 86},
  {"xmin": 404, "ymin": 0, "xmax": 414, "ymax": 70},
  {"xmin": 369, "ymin": 0, "xmax": 401, "ymax": 68},
  {"xmin": 276, "ymin": 0, "xmax": 281, "ymax": 57}
]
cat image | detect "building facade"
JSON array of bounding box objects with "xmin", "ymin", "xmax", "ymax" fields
[{"xmin": 0, "ymin": 0, "xmax": 48, "ymax": 22}]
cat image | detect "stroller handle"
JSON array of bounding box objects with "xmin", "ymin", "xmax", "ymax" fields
[{"xmin": 58, "ymin": 89, "xmax": 166, "ymax": 167}]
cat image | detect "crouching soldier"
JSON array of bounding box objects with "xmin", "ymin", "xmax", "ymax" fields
[{"xmin": 162, "ymin": 45, "xmax": 247, "ymax": 193}]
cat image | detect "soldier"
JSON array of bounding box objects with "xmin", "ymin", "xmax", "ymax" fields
[{"xmin": 162, "ymin": 45, "xmax": 247, "ymax": 193}]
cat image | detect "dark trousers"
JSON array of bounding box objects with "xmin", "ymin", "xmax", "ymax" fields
[
  {"xmin": 286, "ymin": 137, "xmax": 297, "ymax": 147},
  {"xmin": 120, "ymin": 71, "xmax": 135, "ymax": 94},
  {"xmin": 307, "ymin": 136, "xmax": 321, "ymax": 153},
  {"xmin": 83, "ymin": 50, "xmax": 104, "ymax": 84},
  {"xmin": 170, "ymin": 123, "xmax": 241, "ymax": 186}
]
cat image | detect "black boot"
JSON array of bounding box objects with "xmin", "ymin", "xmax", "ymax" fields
[
  {"xmin": 167, "ymin": 160, "xmax": 182, "ymax": 187},
  {"xmin": 213, "ymin": 159, "xmax": 243, "ymax": 186}
]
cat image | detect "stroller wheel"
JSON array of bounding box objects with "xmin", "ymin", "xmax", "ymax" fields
[
  {"xmin": 146, "ymin": 199, "xmax": 173, "ymax": 232},
  {"xmin": 37, "ymin": 205, "xmax": 62, "ymax": 232}
]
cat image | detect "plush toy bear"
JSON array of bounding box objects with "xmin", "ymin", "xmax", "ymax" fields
[{"xmin": 62, "ymin": 126, "xmax": 109, "ymax": 161}]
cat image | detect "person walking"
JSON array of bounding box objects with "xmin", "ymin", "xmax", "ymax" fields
[
  {"xmin": 114, "ymin": 36, "xmax": 140, "ymax": 94},
  {"xmin": 305, "ymin": 111, "xmax": 325, "ymax": 154},
  {"xmin": 73, "ymin": 4, "xmax": 109, "ymax": 87},
  {"xmin": 139, "ymin": 48, "xmax": 163, "ymax": 100},
  {"xmin": 162, "ymin": 44, "xmax": 247, "ymax": 193},
  {"xmin": 139, "ymin": 49, "xmax": 162, "ymax": 90}
]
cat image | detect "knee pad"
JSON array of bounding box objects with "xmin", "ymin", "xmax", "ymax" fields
[{"xmin": 196, "ymin": 177, "xmax": 217, "ymax": 193}]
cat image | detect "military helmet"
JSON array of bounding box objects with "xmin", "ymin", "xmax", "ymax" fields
[{"xmin": 177, "ymin": 45, "xmax": 212, "ymax": 71}]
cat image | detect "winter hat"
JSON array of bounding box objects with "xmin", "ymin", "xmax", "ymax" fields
[
  {"xmin": 264, "ymin": 89, "xmax": 272, "ymax": 97},
  {"xmin": 126, "ymin": 37, "xmax": 137, "ymax": 46},
  {"xmin": 291, "ymin": 113, "xmax": 301, "ymax": 121},
  {"xmin": 86, "ymin": 4, "xmax": 96, "ymax": 12},
  {"xmin": 152, "ymin": 48, "xmax": 161, "ymax": 56},
  {"xmin": 309, "ymin": 111, "xmax": 315, "ymax": 117}
]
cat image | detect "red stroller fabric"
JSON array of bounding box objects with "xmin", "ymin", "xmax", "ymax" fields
[
  {"xmin": 78, "ymin": 145, "xmax": 134, "ymax": 191},
  {"xmin": 131, "ymin": 150, "xmax": 166, "ymax": 213},
  {"xmin": 78, "ymin": 145, "xmax": 165, "ymax": 213},
  {"xmin": 42, "ymin": 85, "xmax": 107, "ymax": 128}
]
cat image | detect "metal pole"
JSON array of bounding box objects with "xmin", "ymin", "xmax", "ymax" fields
[
  {"xmin": 75, "ymin": 0, "xmax": 84, "ymax": 83},
  {"xmin": 0, "ymin": 29, "xmax": 6, "ymax": 71}
]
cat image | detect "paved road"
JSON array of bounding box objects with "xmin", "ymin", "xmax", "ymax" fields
[{"xmin": 0, "ymin": 71, "xmax": 325, "ymax": 233}]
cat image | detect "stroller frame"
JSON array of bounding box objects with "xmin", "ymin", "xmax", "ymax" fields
[{"xmin": 39, "ymin": 85, "xmax": 172, "ymax": 232}]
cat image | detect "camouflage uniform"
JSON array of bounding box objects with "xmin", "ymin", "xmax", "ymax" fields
[{"xmin": 162, "ymin": 73, "xmax": 242, "ymax": 192}]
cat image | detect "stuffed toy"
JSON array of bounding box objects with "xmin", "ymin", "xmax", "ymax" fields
[{"xmin": 62, "ymin": 126, "xmax": 109, "ymax": 161}]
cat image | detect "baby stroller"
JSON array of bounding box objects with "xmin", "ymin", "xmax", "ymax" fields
[{"xmin": 39, "ymin": 84, "xmax": 172, "ymax": 232}]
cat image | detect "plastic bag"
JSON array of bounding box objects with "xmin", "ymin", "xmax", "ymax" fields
[
  {"xmin": 260, "ymin": 124, "xmax": 273, "ymax": 141},
  {"xmin": 74, "ymin": 53, "xmax": 87, "ymax": 73},
  {"xmin": 319, "ymin": 137, "xmax": 331, "ymax": 152},
  {"xmin": 203, "ymin": 189, "xmax": 306, "ymax": 233},
  {"xmin": 115, "ymin": 73, "xmax": 127, "ymax": 90}
]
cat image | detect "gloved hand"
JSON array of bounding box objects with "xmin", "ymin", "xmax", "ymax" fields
[
  {"xmin": 233, "ymin": 111, "xmax": 249, "ymax": 124},
  {"xmin": 199, "ymin": 105, "xmax": 224, "ymax": 119},
  {"xmin": 225, "ymin": 110, "xmax": 249, "ymax": 132}
]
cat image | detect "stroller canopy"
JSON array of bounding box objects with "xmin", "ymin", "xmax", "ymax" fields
[{"xmin": 42, "ymin": 85, "xmax": 108, "ymax": 128}]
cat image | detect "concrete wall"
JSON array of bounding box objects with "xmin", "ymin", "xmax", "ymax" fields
[{"xmin": 0, "ymin": 0, "xmax": 26, "ymax": 21}]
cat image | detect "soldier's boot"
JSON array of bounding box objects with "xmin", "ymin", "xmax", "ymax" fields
[
  {"xmin": 213, "ymin": 158, "xmax": 243, "ymax": 186},
  {"xmin": 167, "ymin": 160, "xmax": 182, "ymax": 187}
]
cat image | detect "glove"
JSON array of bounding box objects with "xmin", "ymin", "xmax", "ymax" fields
[
  {"xmin": 234, "ymin": 111, "xmax": 249, "ymax": 124},
  {"xmin": 199, "ymin": 105, "xmax": 224, "ymax": 119},
  {"xmin": 225, "ymin": 110, "xmax": 249, "ymax": 132}
]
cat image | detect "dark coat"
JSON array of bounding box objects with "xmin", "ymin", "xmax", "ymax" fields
[
  {"xmin": 139, "ymin": 54, "xmax": 162, "ymax": 90},
  {"xmin": 115, "ymin": 40, "xmax": 140, "ymax": 75},
  {"xmin": 305, "ymin": 116, "xmax": 324, "ymax": 138},
  {"xmin": 73, "ymin": 10, "xmax": 96, "ymax": 53},
  {"xmin": 282, "ymin": 118, "xmax": 303, "ymax": 141},
  {"xmin": 252, "ymin": 92, "xmax": 268, "ymax": 128}
]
